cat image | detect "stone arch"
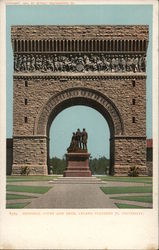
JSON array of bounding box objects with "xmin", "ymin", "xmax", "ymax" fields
[
  {"xmin": 11, "ymin": 25, "xmax": 148, "ymax": 176},
  {"xmin": 34, "ymin": 87, "xmax": 124, "ymax": 175},
  {"xmin": 35, "ymin": 87, "xmax": 124, "ymax": 137}
]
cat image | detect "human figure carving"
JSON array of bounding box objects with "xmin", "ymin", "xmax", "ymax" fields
[
  {"xmin": 35, "ymin": 55, "xmax": 43, "ymax": 71},
  {"xmin": 126, "ymin": 56, "xmax": 132, "ymax": 72},
  {"xmin": 22, "ymin": 55, "xmax": 27, "ymax": 71},
  {"xmin": 30, "ymin": 54, "xmax": 35, "ymax": 71},
  {"xmin": 96, "ymin": 56, "xmax": 103, "ymax": 71},
  {"xmin": 26, "ymin": 55, "xmax": 30, "ymax": 71},
  {"xmin": 14, "ymin": 54, "xmax": 20, "ymax": 71},
  {"xmin": 46, "ymin": 55, "xmax": 54, "ymax": 71},
  {"xmin": 111, "ymin": 56, "xmax": 116, "ymax": 72},
  {"xmin": 119, "ymin": 55, "xmax": 126, "ymax": 72},
  {"xmin": 133, "ymin": 56, "xmax": 139, "ymax": 72}
]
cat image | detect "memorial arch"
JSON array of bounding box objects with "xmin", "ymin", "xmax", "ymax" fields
[{"xmin": 11, "ymin": 25, "xmax": 149, "ymax": 175}]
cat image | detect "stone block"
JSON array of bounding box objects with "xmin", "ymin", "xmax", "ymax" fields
[{"xmin": 64, "ymin": 153, "xmax": 92, "ymax": 177}]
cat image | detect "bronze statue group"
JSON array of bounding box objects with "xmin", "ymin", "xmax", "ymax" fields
[{"xmin": 67, "ymin": 128, "xmax": 88, "ymax": 153}]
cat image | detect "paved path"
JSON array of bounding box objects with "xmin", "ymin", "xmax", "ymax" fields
[
  {"xmin": 7, "ymin": 177, "xmax": 152, "ymax": 209},
  {"xmin": 26, "ymin": 177, "xmax": 117, "ymax": 208}
]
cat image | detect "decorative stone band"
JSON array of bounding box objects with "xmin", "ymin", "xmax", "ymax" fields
[
  {"xmin": 13, "ymin": 135, "xmax": 48, "ymax": 139},
  {"xmin": 13, "ymin": 135, "xmax": 146, "ymax": 139},
  {"xmin": 12, "ymin": 39, "xmax": 148, "ymax": 53},
  {"xmin": 35, "ymin": 87, "xmax": 124, "ymax": 136},
  {"xmin": 14, "ymin": 53, "xmax": 146, "ymax": 74},
  {"xmin": 13, "ymin": 73, "xmax": 146, "ymax": 80},
  {"xmin": 110, "ymin": 136, "xmax": 147, "ymax": 140}
]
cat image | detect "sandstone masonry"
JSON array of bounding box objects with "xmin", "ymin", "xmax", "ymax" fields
[{"xmin": 11, "ymin": 25, "xmax": 149, "ymax": 176}]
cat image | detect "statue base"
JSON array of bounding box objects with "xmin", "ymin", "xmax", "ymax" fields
[{"xmin": 64, "ymin": 153, "xmax": 91, "ymax": 177}]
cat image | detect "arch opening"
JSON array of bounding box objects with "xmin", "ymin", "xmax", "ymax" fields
[
  {"xmin": 49, "ymin": 106, "xmax": 110, "ymax": 175},
  {"xmin": 46, "ymin": 98, "xmax": 116, "ymax": 175}
]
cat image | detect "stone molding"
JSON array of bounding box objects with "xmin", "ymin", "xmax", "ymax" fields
[
  {"xmin": 35, "ymin": 87, "xmax": 124, "ymax": 136},
  {"xmin": 13, "ymin": 73, "xmax": 146, "ymax": 80},
  {"xmin": 13, "ymin": 135, "xmax": 146, "ymax": 140},
  {"xmin": 110, "ymin": 136, "xmax": 146, "ymax": 140},
  {"xmin": 13, "ymin": 135, "xmax": 48, "ymax": 139}
]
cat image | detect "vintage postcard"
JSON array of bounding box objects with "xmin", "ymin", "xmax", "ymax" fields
[{"xmin": 0, "ymin": 0, "xmax": 158, "ymax": 249}]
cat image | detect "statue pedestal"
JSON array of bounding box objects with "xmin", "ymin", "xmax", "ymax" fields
[{"xmin": 64, "ymin": 153, "xmax": 92, "ymax": 177}]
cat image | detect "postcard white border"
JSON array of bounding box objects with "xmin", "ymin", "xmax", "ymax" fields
[{"xmin": 0, "ymin": 0, "xmax": 158, "ymax": 249}]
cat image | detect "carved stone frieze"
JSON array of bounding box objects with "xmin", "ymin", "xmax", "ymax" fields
[{"xmin": 14, "ymin": 53, "xmax": 146, "ymax": 74}]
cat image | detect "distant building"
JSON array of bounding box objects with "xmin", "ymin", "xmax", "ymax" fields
[
  {"xmin": 6, "ymin": 138, "xmax": 13, "ymax": 175},
  {"xmin": 146, "ymin": 139, "xmax": 153, "ymax": 176},
  {"xmin": 146, "ymin": 139, "xmax": 153, "ymax": 161}
]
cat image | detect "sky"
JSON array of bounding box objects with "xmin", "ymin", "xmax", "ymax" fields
[{"xmin": 6, "ymin": 4, "xmax": 152, "ymax": 159}]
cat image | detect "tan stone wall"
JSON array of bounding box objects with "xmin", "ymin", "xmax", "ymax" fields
[
  {"xmin": 13, "ymin": 77, "xmax": 146, "ymax": 137},
  {"xmin": 12, "ymin": 137, "xmax": 48, "ymax": 175},
  {"xmin": 114, "ymin": 137, "xmax": 146, "ymax": 165},
  {"xmin": 11, "ymin": 25, "xmax": 148, "ymax": 176},
  {"xmin": 13, "ymin": 137, "xmax": 47, "ymax": 164},
  {"xmin": 11, "ymin": 25, "xmax": 149, "ymax": 40}
]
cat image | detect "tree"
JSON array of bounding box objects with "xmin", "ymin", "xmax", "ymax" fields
[
  {"xmin": 49, "ymin": 157, "xmax": 66, "ymax": 174},
  {"xmin": 49, "ymin": 156, "xmax": 109, "ymax": 175},
  {"xmin": 89, "ymin": 156, "xmax": 109, "ymax": 175}
]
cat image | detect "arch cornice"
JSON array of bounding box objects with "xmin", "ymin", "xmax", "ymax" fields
[
  {"xmin": 13, "ymin": 73, "xmax": 146, "ymax": 80},
  {"xmin": 35, "ymin": 87, "xmax": 124, "ymax": 136}
]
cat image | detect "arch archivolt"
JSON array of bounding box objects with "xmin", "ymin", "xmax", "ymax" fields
[{"xmin": 35, "ymin": 87, "xmax": 124, "ymax": 136}]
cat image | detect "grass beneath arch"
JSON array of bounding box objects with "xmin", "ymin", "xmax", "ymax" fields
[
  {"xmin": 115, "ymin": 203, "xmax": 148, "ymax": 209},
  {"xmin": 6, "ymin": 202, "xmax": 30, "ymax": 209},
  {"xmin": 100, "ymin": 186, "xmax": 152, "ymax": 195},
  {"xmin": 98, "ymin": 176, "xmax": 152, "ymax": 184},
  {"xmin": 110, "ymin": 195, "xmax": 152, "ymax": 203},
  {"xmin": 6, "ymin": 193, "xmax": 37, "ymax": 200},
  {"xmin": 7, "ymin": 185, "xmax": 51, "ymax": 194},
  {"xmin": 7, "ymin": 175, "xmax": 58, "ymax": 182}
]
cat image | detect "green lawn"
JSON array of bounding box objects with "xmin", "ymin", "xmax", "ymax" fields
[
  {"xmin": 110, "ymin": 195, "xmax": 152, "ymax": 203},
  {"xmin": 98, "ymin": 176, "xmax": 152, "ymax": 184},
  {"xmin": 6, "ymin": 202, "xmax": 30, "ymax": 209},
  {"xmin": 7, "ymin": 185, "xmax": 51, "ymax": 194},
  {"xmin": 100, "ymin": 186, "xmax": 152, "ymax": 195},
  {"xmin": 6, "ymin": 193, "xmax": 37, "ymax": 200},
  {"xmin": 115, "ymin": 203, "xmax": 148, "ymax": 209},
  {"xmin": 7, "ymin": 175, "xmax": 58, "ymax": 182}
]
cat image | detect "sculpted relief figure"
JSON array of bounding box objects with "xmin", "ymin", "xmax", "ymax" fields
[
  {"xmin": 126, "ymin": 56, "xmax": 133, "ymax": 72},
  {"xmin": 30, "ymin": 54, "xmax": 36, "ymax": 71},
  {"xmin": 22, "ymin": 55, "xmax": 27, "ymax": 71},
  {"xmin": 14, "ymin": 53, "xmax": 146, "ymax": 73},
  {"xmin": 35, "ymin": 55, "xmax": 43, "ymax": 71},
  {"xmin": 119, "ymin": 55, "xmax": 126, "ymax": 72}
]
